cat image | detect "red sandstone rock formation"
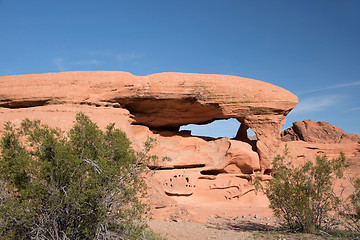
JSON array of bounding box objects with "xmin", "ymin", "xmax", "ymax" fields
[
  {"xmin": 1, "ymin": 71, "xmax": 359, "ymax": 222},
  {"xmin": 281, "ymin": 120, "xmax": 360, "ymax": 144},
  {"xmin": 3, "ymin": 71, "xmax": 338, "ymax": 221},
  {"xmin": 280, "ymin": 121, "xmax": 360, "ymax": 188},
  {"xmin": 0, "ymin": 71, "xmax": 298, "ymax": 173}
]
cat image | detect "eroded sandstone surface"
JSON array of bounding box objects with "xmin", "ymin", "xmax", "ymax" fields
[
  {"xmin": 2, "ymin": 71, "xmax": 358, "ymax": 222},
  {"xmin": 282, "ymin": 120, "xmax": 360, "ymax": 144},
  {"xmin": 0, "ymin": 71, "xmax": 298, "ymax": 172}
]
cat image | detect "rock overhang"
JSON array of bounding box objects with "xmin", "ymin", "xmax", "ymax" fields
[
  {"xmin": 0, "ymin": 71, "xmax": 298, "ymax": 129},
  {"xmin": 0, "ymin": 71, "xmax": 298, "ymax": 172},
  {"xmin": 104, "ymin": 72, "xmax": 298, "ymax": 128}
]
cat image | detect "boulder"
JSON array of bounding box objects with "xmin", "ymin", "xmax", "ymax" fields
[{"xmin": 281, "ymin": 120, "xmax": 360, "ymax": 144}]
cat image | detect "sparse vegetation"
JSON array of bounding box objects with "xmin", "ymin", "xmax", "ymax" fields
[
  {"xmin": 256, "ymin": 150, "xmax": 348, "ymax": 234},
  {"xmin": 0, "ymin": 113, "xmax": 159, "ymax": 239},
  {"xmin": 339, "ymin": 177, "xmax": 360, "ymax": 233}
]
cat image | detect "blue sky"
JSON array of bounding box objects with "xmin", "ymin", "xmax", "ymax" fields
[{"xmin": 1, "ymin": 0, "xmax": 359, "ymax": 137}]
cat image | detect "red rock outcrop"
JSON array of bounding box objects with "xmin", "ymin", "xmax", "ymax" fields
[
  {"xmin": 281, "ymin": 120, "xmax": 360, "ymax": 144},
  {"xmin": 0, "ymin": 71, "xmax": 300, "ymax": 221},
  {"xmin": 2, "ymin": 71, "xmax": 359, "ymax": 222},
  {"xmin": 280, "ymin": 121, "xmax": 360, "ymax": 204},
  {"xmin": 0, "ymin": 71, "xmax": 298, "ymax": 173}
]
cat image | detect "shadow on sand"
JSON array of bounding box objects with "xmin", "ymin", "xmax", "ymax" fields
[{"xmin": 206, "ymin": 219, "xmax": 276, "ymax": 232}]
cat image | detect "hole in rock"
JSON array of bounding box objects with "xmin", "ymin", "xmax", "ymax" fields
[
  {"xmin": 247, "ymin": 129, "xmax": 256, "ymax": 139},
  {"xmin": 179, "ymin": 118, "xmax": 256, "ymax": 139},
  {"xmin": 263, "ymin": 169, "xmax": 273, "ymax": 175},
  {"xmin": 0, "ymin": 99, "xmax": 50, "ymax": 109},
  {"xmin": 200, "ymin": 169, "xmax": 227, "ymax": 176},
  {"xmin": 147, "ymin": 164, "xmax": 205, "ymax": 170}
]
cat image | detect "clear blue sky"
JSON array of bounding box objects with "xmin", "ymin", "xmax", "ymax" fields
[{"xmin": 1, "ymin": 0, "xmax": 359, "ymax": 137}]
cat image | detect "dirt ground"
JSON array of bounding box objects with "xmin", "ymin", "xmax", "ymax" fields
[
  {"xmin": 147, "ymin": 194, "xmax": 281, "ymax": 239},
  {"xmin": 148, "ymin": 217, "xmax": 272, "ymax": 240},
  {"xmin": 148, "ymin": 217, "xmax": 349, "ymax": 240},
  {"xmin": 147, "ymin": 216, "xmax": 342, "ymax": 240}
]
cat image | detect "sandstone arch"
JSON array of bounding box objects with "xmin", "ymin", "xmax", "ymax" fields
[{"xmin": 0, "ymin": 71, "xmax": 298, "ymax": 172}]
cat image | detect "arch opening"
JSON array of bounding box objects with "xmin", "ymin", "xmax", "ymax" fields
[{"xmin": 179, "ymin": 118, "xmax": 256, "ymax": 140}]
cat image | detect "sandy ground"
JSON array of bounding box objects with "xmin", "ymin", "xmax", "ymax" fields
[
  {"xmin": 148, "ymin": 215, "xmax": 278, "ymax": 240},
  {"xmin": 148, "ymin": 217, "xmax": 347, "ymax": 240},
  {"xmin": 149, "ymin": 219, "xmax": 256, "ymax": 240}
]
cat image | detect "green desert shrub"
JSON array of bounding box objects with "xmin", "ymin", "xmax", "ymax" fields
[
  {"xmin": 340, "ymin": 177, "xmax": 360, "ymax": 233},
  {"xmin": 0, "ymin": 113, "xmax": 157, "ymax": 239},
  {"xmin": 257, "ymin": 151, "xmax": 347, "ymax": 233},
  {"xmin": 350, "ymin": 178, "xmax": 360, "ymax": 220}
]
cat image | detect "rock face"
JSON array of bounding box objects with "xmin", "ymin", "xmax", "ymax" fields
[
  {"xmin": 0, "ymin": 71, "xmax": 300, "ymax": 220},
  {"xmin": 0, "ymin": 71, "xmax": 298, "ymax": 172},
  {"xmin": 2, "ymin": 71, "xmax": 359, "ymax": 222},
  {"xmin": 280, "ymin": 121, "xmax": 360, "ymax": 203},
  {"xmin": 281, "ymin": 120, "xmax": 360, "ymax": 144}
]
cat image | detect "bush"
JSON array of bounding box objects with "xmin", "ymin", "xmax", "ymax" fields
[
  {"xmin": 340, "ymin": 178, "xmax": 360, "ymax": 233},
  {"xmin": 0, "ymin": 113, "xmax": 156, "ymax": 239},
  {"xmin": 341, "ymin": 146, "xmax": 360, "ymax": 232},
  {"xmin": 350, "ymin": 178, "xmax": 360, "ymax": 221},
  {"xmin": 258, "ymin": 150, "xmax": 347, "ymax": 233}
]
